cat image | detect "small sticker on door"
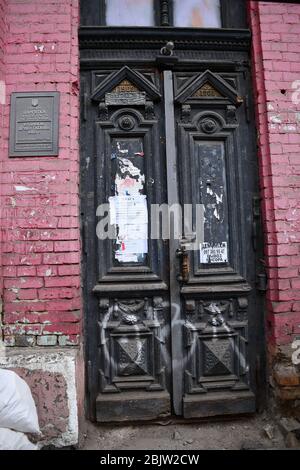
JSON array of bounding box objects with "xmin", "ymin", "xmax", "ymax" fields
[{"xmin": 200, "ymin": 242, "xmax": 228, "ymax": 264}]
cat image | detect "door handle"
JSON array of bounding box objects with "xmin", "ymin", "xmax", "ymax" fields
[{"xmin": 176, "ymin": 238, "xmax": 190, "ymax": 283}]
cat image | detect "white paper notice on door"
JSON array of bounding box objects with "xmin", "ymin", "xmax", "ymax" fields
[
  {"xmin": 109, "ymin": 194, "xmax": 148, "ymax": 263},
  {"xmin": 200, "ymin": 242, "xmax": 228, "ymax": 264}
]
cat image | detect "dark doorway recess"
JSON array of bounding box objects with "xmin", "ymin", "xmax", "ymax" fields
[{"xmin": 79, "ymin": 0, "xmax": 266, "ymax": 422}]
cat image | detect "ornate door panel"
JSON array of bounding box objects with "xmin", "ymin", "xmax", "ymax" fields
[
  {"xmin": 173, "ymin": 70, "xmax": 257, "ymax": 417},
  {"xmin": 81, "ymin": 67, "xmax": 172, "ymax": 422},
  {"xmin": 81, "ymin": 63, "xmax": 263, "ymax": 421}
]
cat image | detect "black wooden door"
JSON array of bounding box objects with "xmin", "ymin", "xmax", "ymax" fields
[{"xmin": 81, "ymin": 64, "xmax": 264, "ymax": 422}]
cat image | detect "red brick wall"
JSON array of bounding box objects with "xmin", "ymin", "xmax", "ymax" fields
[
  {"xmin": 0, "ymin": 0, "xmax": 5, "ymax": 79},
  {"xmin": 0, "ymin": 0, "xmax": 7, "ymax": 299},
  {"xmin": 0, "ymin": 0, "xmax": 6, "ymax": 131},
  {"xmin": 0, "ymin": 0, "xmax": 299, "ymax": 410},
  {"xmin": 249, "ymin": 1, "xmax": 300, "ymax": 364},
  {"xmin": 0, "ymin": 0, "xmax": 81, "ymax": 347}
]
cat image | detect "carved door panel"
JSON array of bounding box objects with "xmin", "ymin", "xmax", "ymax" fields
[
  {"xmin": 81, "ymin": 65, "xmax": 262, "ymax": 422},
  {"xmin": 173, "ymin": 70, "xmax": 260, "ymax": 417},
  {"xmin": 82, "ymin": 67, "xmax": 172, "ymax": 422}
]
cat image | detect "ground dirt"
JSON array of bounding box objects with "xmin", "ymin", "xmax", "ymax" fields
[{"xmin": 81, "ymin": 413, "xmax": 289, "ymax": 450}]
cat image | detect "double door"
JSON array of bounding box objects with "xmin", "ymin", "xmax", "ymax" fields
[{"xmin": 81, "ymin": 64, "xmax": 264, "ymax": 422}]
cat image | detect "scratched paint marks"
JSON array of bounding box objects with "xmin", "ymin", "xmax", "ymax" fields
[
  {"xmin": 112, "ymin": 138, "xmax": 145, "ymax": 197},
  {"xmin": 110, "ymin": 137, "xmax": 148, "ymax": 264},
  {"xmin": 116, "ymin": 158, "xmax": 145, "ymax": 195}
]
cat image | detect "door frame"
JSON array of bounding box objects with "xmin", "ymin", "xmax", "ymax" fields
[{"xmin": 79, "ymin": 25, "xmax": 267, "ymax": 422}]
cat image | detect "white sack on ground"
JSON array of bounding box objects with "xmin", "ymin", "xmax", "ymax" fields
[
  {"xmin": 0, "ymin": 427, "xmax": 37, "ymax": 450},
  {"xmin": 0, "ymin": 369, "xmax": 40, "ymax": 434}
]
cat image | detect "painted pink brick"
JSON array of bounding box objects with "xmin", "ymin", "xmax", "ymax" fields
[
  {"xmin": 249, "ymin": 0, "xmax": 300, "ymax": 348},
  {"xmin": 1, "ymin": 0, "xmax": 300, "ymax": 355},
  {"xmin": 0, "ymin": 0, "xmax": 81, "ymax": 339}
]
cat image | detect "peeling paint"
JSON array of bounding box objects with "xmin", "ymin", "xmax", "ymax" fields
[
  {"xmin": 15, "ymin": 185, "xmax": 38, "ymax": 192},
  {"xmin": 34, "ymin": 44, "xmax": 45, "ymax": 53},
  {"xmin": 111, "ymin": 138, "xmax": 148, "ymax": 263},
  {"xmin": 115, "ymin": 174, "xmax": 144, "ymax": 195},
  {"xmin": 118, "ymin": 158, "xmax": 144, "ymax": 179},
  {"xmin": 215, "ymin": 193, "xmax": 223, "ymax": 205},
  {"xmin": 0, "ymin": 79, "xmax": 5, "ymax": 105},
  {"xmin": 282, "ymin": 124, "xmax": 297, "ymax": 133},
  {"xmin": 0, "ymin": 351, "xmax": 79, "ymax": 448},
  {"xmin": 44, "ymin": 175, "xmax": 56, "ymax": 181},
  {"xmin": 270, "ymin": 114, "xmax": 282, "ymax": 124},
  {"xmin": 199, "ymin": 142, "xmax": 229, "ymax": 261},
  {"xmin": 213, "ymin": 207, "xmax": 220, "ymax": 220}
]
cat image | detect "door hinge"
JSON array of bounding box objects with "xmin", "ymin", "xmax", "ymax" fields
[
  {"xmin": 252, "ymin": 195, "xmax": 261, "ymax": 218},
  {"xmin": 256, "ymin": 272, "xmax": 268, "ymax": 293},
  {"xmin": 81, "ymin": 81, "xmax": 88, "ymax": 121},
  {"xmin": 81, "ymin": 219, "xmax": 88, "ymax": 255},
  {"xmin": 252, "ymin": 195, "xmax": 261, "ymax": 252},
  {"xmin": 245, "ymin": 94, "xmax": 251, "ymax": 123},
  {"xmin": 87, "ymin": 360, "xmax": 96, "ymax": 422},
  {"xmin": 252, "ymin": 196, "xmax": 267, "ymax": 292}
]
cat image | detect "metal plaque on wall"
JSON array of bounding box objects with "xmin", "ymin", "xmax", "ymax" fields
[{"xmin": 9, "ymin": 92, "xmax": 60, "ymax": 157}]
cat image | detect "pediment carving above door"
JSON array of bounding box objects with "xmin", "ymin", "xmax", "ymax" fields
[
  {"xmin": 192, "ymin": 82, "xmax": 223, "ymax": 98},
  {"xmin": 175, "ymin": 69, "xmax": 243, "ymax": 106},
  {"xmin": 91, "ymin": 66, "xmax": 162, "ymax": 103}
]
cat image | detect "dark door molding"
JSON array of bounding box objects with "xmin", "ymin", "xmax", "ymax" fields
[{"xmin": 79, "ymin": 26, "xmax": 251, "ymax": 53}]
